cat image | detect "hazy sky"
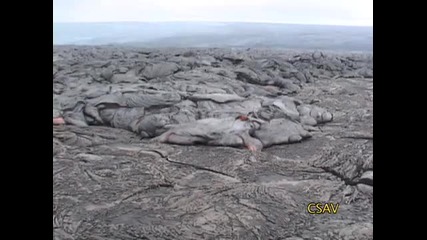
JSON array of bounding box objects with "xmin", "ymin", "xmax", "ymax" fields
[{"xmin": 53, "ymin": 0, "xmax": 373, "ymax": 26}]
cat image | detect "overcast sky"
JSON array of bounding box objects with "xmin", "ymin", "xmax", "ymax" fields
[{"xmin": 53, "ymin": 0, "xmax": 373, "ymax": 26}]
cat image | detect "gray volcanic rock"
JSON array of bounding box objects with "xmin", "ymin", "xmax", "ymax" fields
[
  {"xmin": 53, "ymin": 47, "xmax": 346, "ymax": 151},
  {"xmin": 254, "ymin": 118, "xmax": 312, "ymax": 147},
  {"xmin": 100, "ymin": 68, "xmax": 113, "ymax": 81},
  {"xmin": 141, "ymin": 62, "xmax": 180, "ymax": 79},
  {"xmin": 153, "ymin": 116, "xmax": 264, "ymax": 151},
  {"xmin": 53, "ymin": 46, "xmax": 373, "ymax": 240}
]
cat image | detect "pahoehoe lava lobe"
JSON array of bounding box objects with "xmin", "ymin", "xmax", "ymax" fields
[
  {"xmin": 52, "ymin": 46, "xmax": 370, "ymax": 150},
  {"xmin": 53, "ymin": 46, "xmax": 373, "ymax": 240}
]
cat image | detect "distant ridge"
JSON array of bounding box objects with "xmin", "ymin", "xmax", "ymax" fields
[{"xmin": 53, "ymin": 21, "xmax": 372, "ymax": 51}]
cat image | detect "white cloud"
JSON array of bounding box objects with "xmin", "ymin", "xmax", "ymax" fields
[{"xmin": 53, "ymin": 0, "xmax": 373, "ymax": 26}]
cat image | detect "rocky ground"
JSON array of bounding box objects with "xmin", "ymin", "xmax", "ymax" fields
[{"xmin": 53, "ymin": 46, "xmax": 373, "ymax": 240}]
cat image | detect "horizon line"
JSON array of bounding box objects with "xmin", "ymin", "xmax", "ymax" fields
[{"xmin": 53, "ymin": 20, "xmax": 373, "ymax": 27}]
